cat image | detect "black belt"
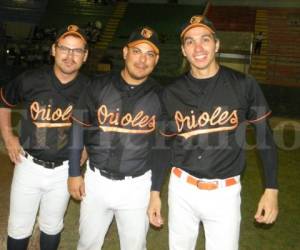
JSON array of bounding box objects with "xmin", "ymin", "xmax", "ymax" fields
[
  {"xmin": 90, "ymin": 166, "xmax": 145, "ymax": 180},
  {"xmin": 24, "ymin": 152, "xmax": 63, "ymax": 169}
]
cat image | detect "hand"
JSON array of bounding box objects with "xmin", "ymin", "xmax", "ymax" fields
[
  {"xmin": 68, "ymin": 176, "xmax": 86, "ymax": 200},
  {"xmin": 147, "ymin": 191, "xmax": 163, "ymax": 228},
  {"xmin": 4, "ymin": 135, "xmax": 22, "ymax": 164},
  {"xmin": 254, "ymin": 188, "xmax": 279, "ymax": 224},
  {"xmin": 80, "ymin": 147, "xmax": 88, "ymax": 166}
]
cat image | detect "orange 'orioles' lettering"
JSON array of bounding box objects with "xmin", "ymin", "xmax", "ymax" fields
[
  {"xmin": 97, "ymin": 105, "xmax": 156, "ymax": 134},
  {"xmin": 175, "ymin": 107, "xmax": 238, "ymax": 139},
  {"xmin": 30, "ymin": 101, "xmax": 73, "ymax": 128}
]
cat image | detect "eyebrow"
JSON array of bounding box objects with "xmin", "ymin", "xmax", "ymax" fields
[
  {"xmin": 131, "ymin": 46, "xmax": 156, "ymax": 54},
  {"xmin": 58, "ymin": 44, "xmax": 86, "ymax": 50},
  {"xmin": 184, "ymin": 34, "xmax": 214, "ymax": 42}
]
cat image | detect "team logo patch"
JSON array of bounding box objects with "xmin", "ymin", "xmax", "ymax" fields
[
  {"xmin": 30, "ymin": 101, "xmax": 73, "ymax": 128},
  {"xmin": 190, "ymin": 15, "xmax": 203, "ymax": 24},
  {"xmin": 67, "ymin": 25, "xmax": 79, "ymax": 32},
  {"xmin": 97, "ymin": 105, "xmax": 156, "ymax": 134},
  {"xmin": 141, "ymin": 28, "xmax": 153, "ymax": 39},
  {"xmin": 174, "ymin": 107, "xmax": 238, "ymax": 139}
]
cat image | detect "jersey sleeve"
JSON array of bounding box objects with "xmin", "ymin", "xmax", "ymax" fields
[
  {"xmin": 150, "ymin": 90, "xmax": 170, "ymax": 191},
  {"xmin": 0, "ymin": 74, "xmax": 24, "ymax": 108},
  {"xmin": 71, "ymin": 83, "xmax": 94, "ymax": 127},
  {"xmin": 245, "ymin": 76, "xmax": 271, "ymax": 123},
  {"xmin": 254, "ymin": 120, "xmax": 278, "ymax": 188}
]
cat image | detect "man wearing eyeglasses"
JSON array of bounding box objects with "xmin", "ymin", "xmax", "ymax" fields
[
  {"xmin": 0, "ymin": 24, "xmax": 89, "ymax": 250},
  {"xmin": 68, "ymin": 26, "xmax": 166, "ymax": 250}
]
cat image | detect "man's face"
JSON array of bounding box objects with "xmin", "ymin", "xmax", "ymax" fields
[
  {"xmin": 181, "ymin": 26, "xmax": 219, "ymax": 74},
  {"xmin": 122, "ymin": 43, "xmax": 159, "ymax": 84},
  {"xmin": 52, "ymin": 35, "xmax": 88, "ymax": 76}
]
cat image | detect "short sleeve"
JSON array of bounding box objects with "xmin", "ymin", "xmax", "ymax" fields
[
  {"xmin": 71, "ymin": 83, "xmax": 95, "ymax": 127},
  {"xmin": 0, "ymin": 74, "xmax": 24, "ymax": 108},
  {"xmin": 245, "ymin": 76, "xmax": 271, "ymax": 123}
]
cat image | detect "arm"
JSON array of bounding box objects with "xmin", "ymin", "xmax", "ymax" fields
[
  {"xmin": 0, "ymin": 108, "xmax": 22, "ymax": 164},
  {"xmin": 80, "ymin": 146, "xmax": 88, "ymax": 166},
  {"xmin": 148, "ymin": 190, "xmax": 163, "ymax": 227},
  {"xmin": 148, "ymin": 137, "xmax": 170, "ymax": 227},
  {"xmin": 252, "ymin": 120, "xmax": 279, "ymax": 224},
  {"xmin": 148, "ymin": 89, "xmax": 173, "ymax": 227},
  {"xmin": 68, "ymin": 122, "xmax": 85, "ymax": 200}
]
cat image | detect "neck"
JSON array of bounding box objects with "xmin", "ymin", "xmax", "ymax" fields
[
  {"xmin": 53, "ymin": 66, "xmax": 78, "ymax": 84},
  {"xmin": 191, "ymin": 63, "xmax": 220, "ymax": 79},
  {"xmin": 121, "ymin": 69, "xmax": 146, "ymax": 86}
]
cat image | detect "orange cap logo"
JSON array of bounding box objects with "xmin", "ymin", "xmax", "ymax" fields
[
  {"xmin": 190, "ymin": 15, "xmax": 203, "ymax": 24},
  {"xmin": 141, "ymin": 28, "xmax": 153, "ymax": 39},
  {"xmin": 67, "ymin": 25, "xmax": 80, "ymax": 32}
]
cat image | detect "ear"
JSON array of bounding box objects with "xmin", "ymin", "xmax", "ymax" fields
[
  {"xmin": 215, "ymin": 39, "xmax": 220, "ymax": 53},
  {"xmin": 181, "ymin": 45, "xmax": 187, "ymax": 57},
  {"xmin": 83, "ymin": 50, "xmax": 89, "ymax": 62},
  {"xmin": 123, "ymin": 46, "xmax": 128, "ymax": 60},
  {"xmin": 154, "ymin": 54, "xmax": 160, "ymax": 65},
  {"xmin": 51, "ymin": 44, "xmax": 56, "ymax": 57}
]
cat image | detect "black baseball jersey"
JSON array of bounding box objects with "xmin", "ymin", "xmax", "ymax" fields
[
  {"xmin": 71, "ymin": 72, "xmax": 165, "ymax": 190},
  {"xmin": 163, "ymin": 66, "xmax": 277, "ymax": 187},
  {"xmin": 0, "ymin": 66, "xmax": 89, "ymax": 162}
]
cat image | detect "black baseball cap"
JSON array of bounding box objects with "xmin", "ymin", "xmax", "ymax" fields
[
  {"xmin": 127, "ymin": 26, "xmax": 160, "ymax": 54},
  {"xmin": 55, "ymin": 24, "xmax": 87, "ymax": 44},
  {"xmin": 180, "ymin": 15, "xmax": 216, "ymax": 38}
]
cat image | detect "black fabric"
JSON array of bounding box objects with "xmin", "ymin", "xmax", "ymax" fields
[
  {"xmin": 40, "ymin": 231, "xmax": 61, "ymax": 250},
  {"xmin": 68, "ymin": 122, "xmax": 84, "ymax": 176},
  {"xmin": 0, "ymin": 66, "xmax": 89, "ymax": 162},
  {"xmin": 70, "ymin": 72, "xmax": 166, "ymax": 190},
  {"xmin": 253, "ymin": 120, "xmax": 278, "ymax": 188},
  {"xmin": 24, "ymin": 152, "xmax": 63, "ymax": 168},
  {"xmin": 7, "ymin": 236, "xmax": 30, "ymax": 250},
  {"xmin": 163, "ymin": 66, "xmax": 277, "ymax": 188}
]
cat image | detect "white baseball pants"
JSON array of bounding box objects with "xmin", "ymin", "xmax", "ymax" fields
[
  {"xmin": 77, "ymin": 165, "xmax": 151, "ymax": 250},
  {"xmin": 8, "ymin": 154, "xmax": 70, "ymax": 239},
  {"xmin": 168, "ymin": 168, "xmax": 241, "ymax": 250}
]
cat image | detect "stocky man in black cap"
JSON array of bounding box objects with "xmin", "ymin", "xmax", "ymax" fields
[
  {"xmin": 68, "ymin": 26, "xmax": 166, "ymax": 250},
  {"xmin": 161, "ymin": 15, "xmax": 279, "ymax": 250},
  {"xmin": 0, "ymin": 25, "xmax": 89, "ymax": 250}
]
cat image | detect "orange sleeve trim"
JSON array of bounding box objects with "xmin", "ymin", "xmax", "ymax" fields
[
  {"xmin": 71, "ymin": 116, "xmax": 92, "ymax": 127},
  {"xmin": 247, "ymin": 111, "xmax": 272, "ymax": 123},
  {"xmin": 159, "ymin": 130, "xmax": 177, "ymax": 137},
  {"xmin": 0, "ymin": 88, "xmax": 16, "ymax": 108}
]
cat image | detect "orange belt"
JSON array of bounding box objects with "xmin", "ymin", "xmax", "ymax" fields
[{"xmin": 173, "ymin": 167, "xmax": 238, "ymax": 190}]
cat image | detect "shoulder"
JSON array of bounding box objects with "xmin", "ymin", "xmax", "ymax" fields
[
  {"xmin": 164, "ymin": 74, "xmax": 187, "ymax": 92},
  {"xmin": 220, "ymin": 66, "xmax": 248, "ymax": 81},
  {"xmin": 76, "ymin": 72, "xmax": 90, "ymax": 83},
  {"xmin": 83, "ymin": 72, "xmax": 116, "ymax": 98},
  {"xmin": 7, "ymin": 66, "xmax": 49, "ymax": 88},
  {"xmin": 145, "ymin": 76, "xmax": 163, "ymax": 93},
  {"xmin": 220, "ymin": 66, "xmax": 257, "ymax": 90},
  {"xmin": 90, "ymin": 72, "xmax": 115, "ymax": 87},
  {"xmin": 20, "ymin": 66, "xmax": 50, "ymax": 81}
]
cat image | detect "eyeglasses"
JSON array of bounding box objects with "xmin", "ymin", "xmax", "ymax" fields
[{"xmin": 56, "ymin": 44, "xmax": 86, "ymax": 56}]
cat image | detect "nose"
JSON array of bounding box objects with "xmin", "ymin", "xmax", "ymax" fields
[
  {"xmin": 66, "ymin": 50, "xmax": 75, "ymax": 58},
  {"xmin": 139, "ymin": 53, "xmax": 147, "ymax": 63},
  {"xmin": 194, "ymin": 41, "xmax": 204, "ymax": 52}
]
